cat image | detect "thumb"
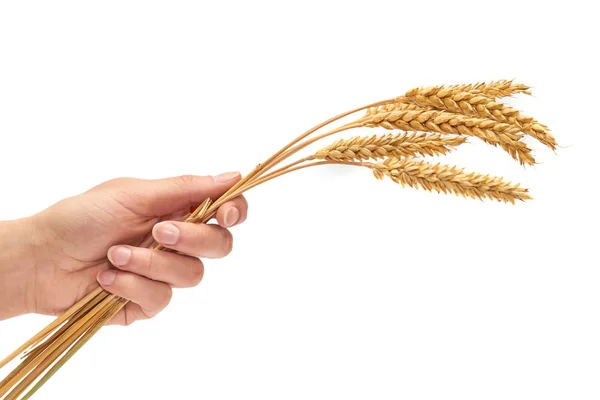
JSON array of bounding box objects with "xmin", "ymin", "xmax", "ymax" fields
[{"xmin": 129, "ymin": 171, "xmax": 241, "ymax": 216}]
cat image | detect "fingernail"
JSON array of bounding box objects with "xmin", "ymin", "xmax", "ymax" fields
[
  {"xmin": 108, "ymin": 246, "xmax": 131, "ymax": 267},
  {"xmin": 98, "ymin": 270, "xmax": 116, "ymax": 286},
  {"xmin": 224, "ymin": 207, "xmax": 240, "ymax": 227},
  {"xmin": 154, "ymin": 222, "xmax": 180, "ymax": 245},
  {"xmin": 212, "ymin": 171, "xmax": 240, "ymax": 183}
]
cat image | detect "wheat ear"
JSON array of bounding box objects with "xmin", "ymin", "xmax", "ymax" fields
[
  {"xmin": 314, "ymin": 133, "xmax": 466, "ymax": 161},
  {"xmin": 404, "ymin": 89, "xmax": 557, "ymax": 150},
  {"xmin": 360, "ymin": 105, "xmax": 535, "ymax": 165},
  {"xmin": 406, "ymin": 80, "xmax": 532, "ymax": 100},
  {"xmin": 371, "ymin": 158, "xmax": 531, "ymax": 203}
]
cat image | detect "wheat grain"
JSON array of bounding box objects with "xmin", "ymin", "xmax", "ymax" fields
[
  {"xmin": 314, "ymin": 133, "xmax": 466, "ymax": 161},
  {"xmin": 360, "ymin": 106, "xmax": 535, "ymax": 165},
  {"xmin": 371, "ymin": 158, "xmax": 531, "ymax": 203},
  {"xmin": 364, "ymin": 102, "xmax": 423, "ymax": 118}
]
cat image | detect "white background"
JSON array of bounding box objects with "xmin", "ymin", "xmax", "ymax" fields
[{"xmin": 1, "ymin": 1, "xmax": 599, "ymax": 399}]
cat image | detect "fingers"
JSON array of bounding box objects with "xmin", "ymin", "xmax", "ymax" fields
[
  {"xmin": 148, "ymin": 172, "xmax": 242, "ymax": 215},
  {"xmin": 107, "ymin": 245, "xmax": 204, "ymax": 288},
  {"xmin": 111, "ymin": 172, "xmax": 242, "ymax": 216},
  {"xmin": 96, "ymin": 269, "xmax": 172, "ymax": 319},
  {"xmin": 101, "ymin": 243, "xmax": 207, "ymax": 326},
  {"xmin": 215, "ymin": 196, "xmax": 248, "ymax": 228},
  {"xmin": 108, "ymin": 302, "xmax": 161, "ymax": 326},
  {"xmin": 152, "ymin": 221, "xmax": 233, "ymax": 258}
]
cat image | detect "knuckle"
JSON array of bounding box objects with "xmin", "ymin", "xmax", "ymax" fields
[
  {"xmin": 133, "ymin": 305, "xmax": 154, "ymax": 323},
  {"xmin": 102, "ymin": 177, "xmax": 135, "ymax": 188},
  {"xmin": 145, "ymin": 249, "xmax": 157, "ymax": 276},
  {"xmin": 188, "ymin": 259, "xmax": 205, "ymax": 286},
  {"xmin": 105, "ymin": 177, "xmax": 126, "ymax": 186},
  {"xmin": 239, "ymin": 196, "xmax": 249, "ymax": 211},
  {"xmin": 175, "ymin": 174, "xmax": 199, "ymax": 189},
  {"xmin": 238, "ymin": 197, "xmax": 249, "ymax": 221},
  {"xmin": 146, "ymin": 285, "xmax": 172, "ymax": 315},
  {"xmin": 193, "ymin": 224, "xmax": 210, "ymax": 246},
  {"xmin": 171, "ymin": 175, "xmax": 199, "ymax": 202},
  {"xmin": 161, "ymin": 286, "xmax": 173, "ymax": 309},
  {"xmin": 220, "ymin": 228, "xmax": 233, "ymax": 255},
  {"xmin": 123, "ymin": 310, "xmax": 137, "ymax": 326},
  {"xmin": 124, "ymin": 274, "xmax": 137, "ymax": 294}
]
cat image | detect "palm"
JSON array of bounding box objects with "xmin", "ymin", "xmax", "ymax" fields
[{"xmin": 32, "ymin": 179, "xmax": 184, "ymax": 315}]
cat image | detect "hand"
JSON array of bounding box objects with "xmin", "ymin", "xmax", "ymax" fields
[{"xmin": 0, "ymin": 172, "xmax": 248, "ymax": 325}]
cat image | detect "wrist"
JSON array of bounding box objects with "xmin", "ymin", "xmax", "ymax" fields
[{"xmin": 0, "ymin": 217, "xmax": 38, "ymax": 319}]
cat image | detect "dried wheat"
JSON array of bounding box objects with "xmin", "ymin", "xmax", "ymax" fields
[
  {"xmin": 0, "ymin": 79, "xmax": 553, "ymax": 399},
  {"xmin": 371, "ymin": 158, "xmax": 531, "ymax": 203},
  {"xmin": 406, "ymin": 80, "xmax": 532, "ymax": 100},
  {"xmin": 404, "ymin": 89, "xmax": 557, "ymax": 150},
  {"xmin": 360, "ymin": 106, "xmax": 535, "ymax": 165},
  {"xmin": 314, "ymin": 133, "xmax": 466, "ymax": 161}
]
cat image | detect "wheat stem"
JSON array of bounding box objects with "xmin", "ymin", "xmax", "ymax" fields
[
  {"xmin": 211, "ymin": 99, "xmax": 397, "ymax": 212},
  {"xmin": 19, "ymin": 299, "xmax": 127, "ymax": 400},
  {"xmin": 21, "ymin": 290, "xmax": 110, "ymax": 361},
  {"xmin": 0, "ymin": 294, "xmax": 118, "ymax": 398},
  {"xmin": 257, "ymin": 122, "xmax": 363, "ymax": 175},
  {"xmin": 0, "ymin": 287, "xmax": 105, "ymax": 371},
  {"xmin": 207, "ymin": 122, "xmax": 366, "ymax": 214}
]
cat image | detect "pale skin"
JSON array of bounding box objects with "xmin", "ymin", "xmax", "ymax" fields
[{"xmin": 0, "ymin": 172, "xmax": 248, "ymax": 325}]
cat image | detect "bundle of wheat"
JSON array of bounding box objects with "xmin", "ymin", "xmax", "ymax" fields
[{"xmin": 0, "ymin": 80, "xmax": 557, "ymax": 399}]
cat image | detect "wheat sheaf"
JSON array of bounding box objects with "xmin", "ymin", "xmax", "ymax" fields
[{"xmin": 0, "ymin": 80, "xmax": 558, "ymax": 399}]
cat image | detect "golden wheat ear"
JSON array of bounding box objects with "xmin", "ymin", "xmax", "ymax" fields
[
  {"xmin": 406, "ymin": 80, "xmax": 532, "ymax": 100},
  {"xmin": 357, "ymin": 105, "xmax": 535, "ymax": 166},
  {"xmin": 403, "ymin": 82, "xmax": 557, "ymax": 151},
  {"xmin": 370, "ymin": 158, "xmax": 531, "ymax": 204},
  {"xmin": 314, "ymin": 133, "xmax": 466, "ymax": 161}
]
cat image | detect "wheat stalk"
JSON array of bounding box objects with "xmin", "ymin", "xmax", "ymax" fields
[
  {"xmin": 0, "ymin": 80, "xmax": 556, "ymax": 399},
  {"xmin": 370, "ymin": 158, "xmax": 531, "ymax": 203}
]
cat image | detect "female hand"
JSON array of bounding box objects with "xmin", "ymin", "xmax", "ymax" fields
[{"xmin": 0, "ymin": 172, "xmax": 248, "ymax": 325}]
